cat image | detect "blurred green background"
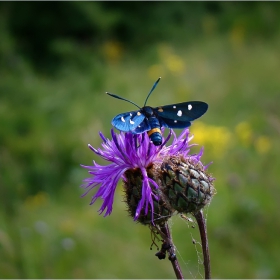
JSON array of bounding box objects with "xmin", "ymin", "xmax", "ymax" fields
[{"xmin": 1, "ymin": 2, "xmax": 280, "ymax": 278}]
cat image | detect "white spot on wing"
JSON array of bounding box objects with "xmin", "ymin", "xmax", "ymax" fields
[
  {"xmin": 130, "ymin": 113, "xmax": 132, "ymax": 116},
  {"xmin": 177, "ymin": 110, "xmax": 182, "ymax": 117},
  {"xmin": 174, "ymin": 120, "xmax": 177, "ymax": 123},
  {"xmin": 130, "ymin": 119, "xmax": 135, "ymax": 124},
  {"xmin": 188, "ymin": 104, "xmax": 192, "ymax": 110},
  {"xmin": 173, "ymin": 106, "xmax": 176, "ymax": 109},
  {"xmin": 121, "ymin": 117, "xmax": 125, "ymax": 122}
]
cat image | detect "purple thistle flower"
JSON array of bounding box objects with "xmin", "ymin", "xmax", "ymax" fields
[{"xmin": 81, "ymin": 128, "xmax": 214, "ymax": 223}]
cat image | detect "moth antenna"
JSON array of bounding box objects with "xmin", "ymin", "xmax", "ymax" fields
[
  {"xmin": 106, "ymin": 92, "xmax": 141, "ymax": 109},
  {"xmin": 143, "ymin": 77, "xmax": 161, "ymax": 107}
]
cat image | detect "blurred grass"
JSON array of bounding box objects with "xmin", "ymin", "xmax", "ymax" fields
[{"xmin": 1, "ymin": 3, "xmax": 280, "ymax": 278}]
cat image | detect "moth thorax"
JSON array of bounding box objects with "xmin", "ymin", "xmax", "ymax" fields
[{"xmin": 142, "ymin": 106, "xmax": 154, "ymax": 117}]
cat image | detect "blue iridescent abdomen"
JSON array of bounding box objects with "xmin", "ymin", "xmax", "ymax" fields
[{"xmin": 147, "ymin": 117, "xmax": 162, "ymax": 146}]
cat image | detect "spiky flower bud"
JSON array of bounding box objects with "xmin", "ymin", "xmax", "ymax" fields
[{"xmin": 160, "ymin": 155, "xmax": 216, "ymax": 215}]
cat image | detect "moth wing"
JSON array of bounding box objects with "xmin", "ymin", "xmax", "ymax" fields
[
  {"xmin": 160, "ymin": 118, "xmax": 192, "ymax": 129},
  {"xmin": 156, "ymin": 101, "xmax": 208, "ymax": 122},
  {"xmin": 132, "ymin": 118, "xmax": 151, "ymax": 134},
  {"xmin": 112, "ymin": 111, "xmax": 145, "ymax": 132}
]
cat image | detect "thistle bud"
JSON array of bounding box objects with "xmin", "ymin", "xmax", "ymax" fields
[{"xmin": 160, "ymin": 155, "xmax": 216, "ymax": 214}]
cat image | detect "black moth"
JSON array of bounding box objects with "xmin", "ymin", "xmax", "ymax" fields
[{"xmin": 107, "ymin": 77, "xmax": 208, "ymax": 146}]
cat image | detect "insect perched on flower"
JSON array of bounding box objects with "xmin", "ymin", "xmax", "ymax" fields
[{"xmin": 107, "ymin": 77, "xmax": 208, "ymax": 146}]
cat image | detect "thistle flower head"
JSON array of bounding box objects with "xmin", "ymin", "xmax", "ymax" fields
[{"xmin": 81, "ymin": 128, "xmax": 215, "ymax": 224}]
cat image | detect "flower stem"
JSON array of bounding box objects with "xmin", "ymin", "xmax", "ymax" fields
[
  {"xmin": 194, "ymin": 210, "xmax": 211, "ymax": 279},
  {"xmin": 158, "ymin": 223, "xmax": 184, "ymax": 279}
]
